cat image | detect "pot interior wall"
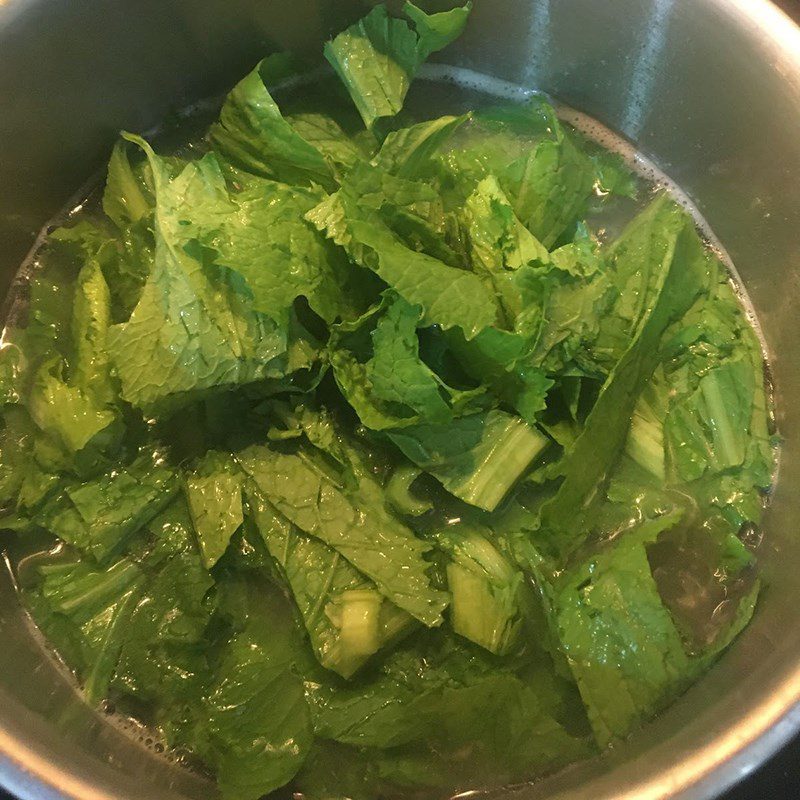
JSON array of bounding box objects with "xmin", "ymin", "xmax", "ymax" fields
[{"xmin": 1, "ymin": 1, "xmax": 800, "ymax": 799}]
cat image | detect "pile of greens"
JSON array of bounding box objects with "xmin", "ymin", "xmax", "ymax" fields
[{"xmin": 0, "ymin": 3, "xmax": 774, "ymax": 798}]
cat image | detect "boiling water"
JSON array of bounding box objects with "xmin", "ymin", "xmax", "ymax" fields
[{"xmin": 0, "ymin": 66, "xmax": 777, "ymax": 771}]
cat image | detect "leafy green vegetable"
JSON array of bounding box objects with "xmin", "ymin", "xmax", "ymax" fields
[
  {"xmin": 34, "ymin": 451, "xmax": 177, "ymax": 562},
  {"xmin": 536, "ymin": 201, "xmax": 709, "ymax": 560},
  {"xmin": 667, "ymin": 359, "xmax": 754, "ymax": 481},
  {"xmin": 306, "ymin": 631, "xmax": 590, "ymax": 790},
  {"xmin": 435, "ymin": 524, "xmax": 524, "ymax": 654},
  {"xmin": 589, "ymin": 149, "xmax": 639, "ymax": 199},
  {"xmin": 327, "ymin": 292, "xmax": 483, "ymax": 433},
  {"xmin": 308, "ymin": 177, "xmax": 498, "ymax": 338},
  {"xmin": 463, "ymin": 175, "xmax": 550, "ymax": 281},
  {"xmin": 0, "ymin": 407, "xmax": 50, "ymax": 509},
  {"xmin": 201, "ymin": 586, "xmax": 313, "ymax": 800},
  {"xmin": 103, "ymin": 139, "xmax": 157, "ymax": 230},
  {"xmin": 248, "ymin": 491, "xmax": 413, "ymax": 678},
  {"xmin": 439, "ymin": 102, "xmax": 597, "ymax": 248},
  {"xmin": 324, "ymin": 2, "xmax": 471, "ymax": 129},
  {"xmin": 184, "ymin": 451, "xmax": 243, "ymax": 569},
  {"xmin": 107, "ymin": 138, "xmax": 288, "ymax": 409},
  {"xmin": 238, "ymin": 445, "xmax": 448, "ymax": 626},
  {"xmin": 595, "ymin": 195, "xmax": 694, "ymax": 362},
  {"xmin": 308, "ymin": 157, "xmax": 459, "ymax": 265},
  {"xmin": 71, "ymin": 257, "xmax": 116, "ymax": 405},
  {"xmin": 111, "ymin": 499, "xmax": 213, "ymax": 704},
  {"xmin": 376, "ymin": 115, "xmax": 469, "ymax": 178},
  {"xmin": 27, "ymin": 552, "xmax": 145, "ymax": 703},
  {"xmin": 624, "ymin": 370, "xmax": 668, "ymax": 480},
  {"xmin": 210, "ymin": 55, "xmax": 335, "ymax": 189},
  {"xmin": 6, "ymin": 5, "xmax": 773, "ymax": 798},
  {"xmin": 286, "ymin": 112, "xmax": 367, "ymax": 175},
  {"xmin": 509, "ymin": 133, "xmax": 597, "ymax": 248},
  {"xmin": 531, "ymin": 508, "xmax": 761, "ymax": 747},
  {"xmin": 389, "ymin": 410, "xmax": 549, "ymax": 511},
  {"xmin": 385, "ymin": 465, "xmax": 432, "ymax": 516},
  {"xmin": 28, "ymin": 358, "xmax": 116, "ymax": 454},
  {"xmin": 368, "ymin": 293, "xmax": 452, "ymax": 423},
  {"xmin": 197, "ymin": 176, "xmax": 356, "ymax": 326},
  {"xmin": 539, "ymin": 512, "xmax": 691, "ymax": 746},
  {"xmin": 443, "ymin": 177, "xmax": 612, "ymax": 418},
  {"xmin": 293, "ymin": 741, "xmax": 378, "ymax": 800},
  {"xmin": 402, "ymin": 1, "xmax": 472, "ymax": 53}
]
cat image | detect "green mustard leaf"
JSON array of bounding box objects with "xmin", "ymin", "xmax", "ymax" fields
[
  {"xmin": 435, "ymin": 524, "xmax": 525, "ymax": 655},
  {"xmin": 368, "ymin": 293, "xmax": 452, "ymax": 423},
  {"xmin": 308, "ymin": 179, "xmax": 497, "ymax": 338},
  {"xmin": 463, "ymin": 174, "xmax": 551, "ymax": 281},
  {"xmin": 112, "ymin": 498, "xmax": 213, "ymax": 704},
  {"xmin": 388, "ymin": 409, "xmax": 549, "ymax": 511},
  {"xmin": 209, "ymin": 55, "xmax": 335, "ymax": 189},
  {"xmin": 402, "ymin": 1, "xmax": 472, "ymax": 58},
  {"xmin": 197, "ymin": 177, "xmax": 354, "ymax": 325},
  {"xmin": 71, "ymin": 259, "xmax": 116, "ymax": 406},
  {"xmin": 34, "ymin": 450, "xmax": 178, "ymax": 562},
  {"xmin": 202, "ymin": 587, "xmax": 313, "ymax": 800},
  {"xmin": 293, "ymin": 741, "xmax": 379, "ymax": 800},
  {"xmin": 107, "ymin": 137, "xmax": 288, "ymax": 409},
  {"xmin": 375, "ymin": 115, "xmax": 469, "ymax": 178},
  {"xmin": 544, "ymin": 512, "xmax": 691, "ymax": 747},
  {"xmin": 324, "ymin": 3, "xmax": 471, "ymax": 129},
  {"xmin": 103, "ymin": 139, "xmax": 156, "ymax": 230},
  {"xmin": 285, "ymin": 112, "xmax": 366, "ymax": 175},
  {"xmin": 184, "ymin": 451, "xmax": 244, "ymax": 569},
  {"xmin": 237, "ymin": 444, "xmax": 448, "ymax": 626},
  {"xmin": 306, "ymin": 631, "xmax": 590, "ymax": 789},
  {"xmin": 248, "ymin": 492, "xmax": 413, "ymax": 678},
  {"xmin": 667, "ymin": 359, "xmax": 754, "ymax": 482},
  {"xmin": 537, "ymin": 200, "xmax": 709, "ymax": 560},
  {"xmin": 28, "ymin": 359, "xmax": 116, "ymax": 455},
  {"xmin": 27, "ymin": 553, "xmax": 145, "ymax": 703},
  {"xmin": 327, "ymin": 296, "xmax": 489, "ymax": 433}
]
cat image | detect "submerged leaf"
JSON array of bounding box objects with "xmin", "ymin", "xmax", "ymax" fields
[
  {"xmin": 184, "ymin": 451, "xmax": 244, "ymax": 569},
  {"xmin": 202, "ymin": 587, "xmax": 313, "ymax": 800},
  {"xmin": 249, "ymin": 493, "xmax": 413, "ymax": 678},
  {"xmin": 238, "ymin": 445, "xmax": 449, "ymax": 626}
]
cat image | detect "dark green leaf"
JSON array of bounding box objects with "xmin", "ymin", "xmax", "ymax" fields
[
  {"xmin": 34, "ymin": 451, "xmax": 178, "ymax": 562},
  {"xmin": 248, "ymin": 492, "xmax": 413, "ymax": 678},
  {"xmin": 112, "ymin": 499, "xmax": 213, "ymax": 703},
  {"xmin": 537, "ymin": 199, "xmax": 709, "ymax": 560},
  {"xmin": 237, "ymin": 444, "xmax": 448, "ymax": 626},
  {"xmin": 184, "ymin": 451, "xmax": 243, "ymax": 569},
  {"xmin": 202, "ymin": 586, "xmax": 313, "ymax": 800},
  {"xmin": 308, "ymin": 183, "xmax": 497, "ymax": 338},
  {"xmin": 388, "ymin": 409, "xmax": 549, "ymax": 511}
]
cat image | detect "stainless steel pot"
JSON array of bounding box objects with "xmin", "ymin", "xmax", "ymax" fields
[{"xmin": 1, "ymin": 1, "xmax": 800, "ymax": 798}]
